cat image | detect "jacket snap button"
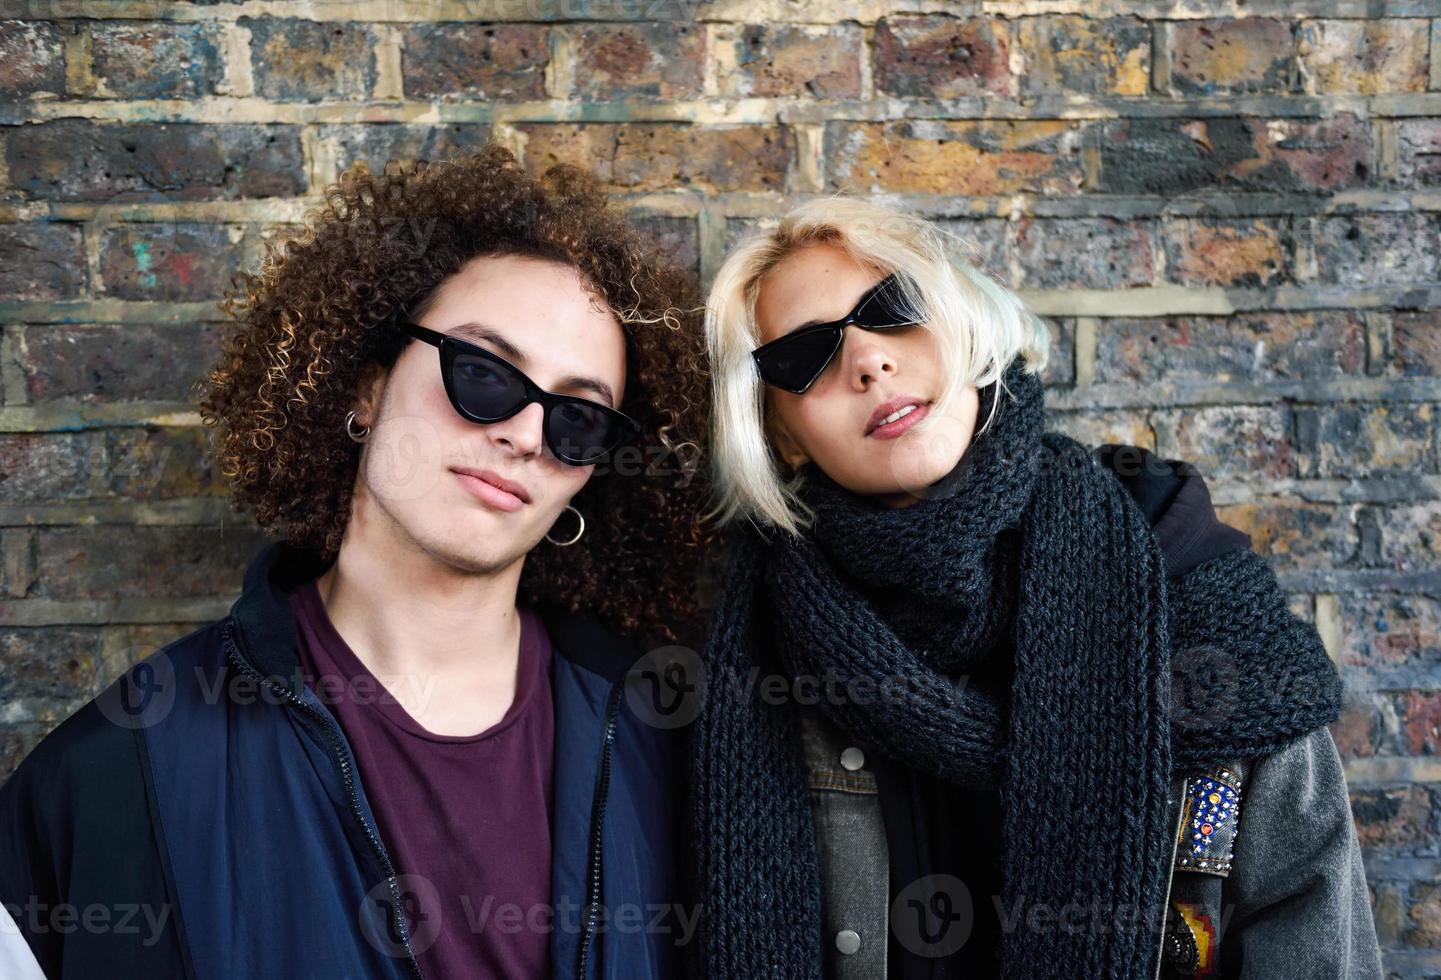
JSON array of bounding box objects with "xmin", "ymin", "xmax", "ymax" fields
[
  {"xmin": 835, "ymin": 929, "xmax": 862, "ymax": 955},
  {"xmin": 840, "ymin": 747, "xmax": 865, "ymax": 771}
]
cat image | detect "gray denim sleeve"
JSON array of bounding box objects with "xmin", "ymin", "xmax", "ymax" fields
[{"xmin": 1223, "ymin": 727, "xmax": 1383, "ymax": 979}]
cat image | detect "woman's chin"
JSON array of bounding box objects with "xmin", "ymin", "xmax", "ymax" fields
[{"xmin": 881, "ymin": 425, "xmax": 971, "ymax": 499}]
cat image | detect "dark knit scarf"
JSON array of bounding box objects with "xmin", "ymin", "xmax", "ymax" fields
[{"xmin": 688, "ymin": 354, "xmax": 1342, "ymax": 979}]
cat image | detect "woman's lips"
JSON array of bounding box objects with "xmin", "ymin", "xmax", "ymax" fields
[
  {"xmin": 452, "ymin": 470, "xmax": 526, "ymax": 512},
  {"xmin": 867, "ymin": 401, "xmax": 930, "ymax": 440}
]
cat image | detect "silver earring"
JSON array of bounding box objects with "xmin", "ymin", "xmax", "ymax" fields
[
  {"xmin": 345, "ymin": 410, "xmax": 370, "ymax": 443},
  {"xmin": 545, "ymin": 505, "xmax": 585, "ymax": 547}
]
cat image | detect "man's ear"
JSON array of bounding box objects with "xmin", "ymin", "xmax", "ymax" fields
[{"xmin": 353, "ymin": 363, "xmax": 387, "ymax": 425}]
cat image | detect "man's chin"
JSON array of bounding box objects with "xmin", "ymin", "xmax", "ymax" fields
[{"xmin": 414, "ymin": 525, "xmax": 533, "ymax": 577}]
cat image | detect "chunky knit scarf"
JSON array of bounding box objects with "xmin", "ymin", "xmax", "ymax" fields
[{"xmin": 688, "ymin": 354, "xmax": 1343, "ymax": 979}]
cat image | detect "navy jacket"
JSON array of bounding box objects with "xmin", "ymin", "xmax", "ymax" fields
[{"xmin": 0, "ymin": 540, "xmax": 683, "ymax": 980}]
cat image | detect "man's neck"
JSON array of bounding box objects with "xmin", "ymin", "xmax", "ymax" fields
[{"xmin": 311, "ymin": 529, "xmax": 529, "ymax": 737}]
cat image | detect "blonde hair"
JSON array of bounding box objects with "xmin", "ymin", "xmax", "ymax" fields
[{"xmin": 704, "ymin": 196, "xmax": 1051, "ymax": 537}]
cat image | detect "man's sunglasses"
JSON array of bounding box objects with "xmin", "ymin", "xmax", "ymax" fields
[
  {"xmin": 400, "ymin": 322, "xmax": 641, "ymax": 466},
  {"xmin": 751, "ymin": 272, "xmax": 927, "ymax": 394}
]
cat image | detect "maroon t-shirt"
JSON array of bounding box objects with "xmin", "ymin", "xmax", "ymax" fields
[{"xmin": 289, "ymin": 578, "xmax": 556, "ymax": 979}]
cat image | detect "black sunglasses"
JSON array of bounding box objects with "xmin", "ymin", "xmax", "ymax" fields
[
  {"xmin": 751, "ymin": 272, "xmax": 927, "ymax": 394},
  {"xmin": 400, "ymin": 321, "xmax": 641, "ymax": 466}
]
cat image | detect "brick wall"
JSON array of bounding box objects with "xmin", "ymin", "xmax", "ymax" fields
[{"xmin": 1, "ymin": 1, "xmax": 1438, "ymax": 972}]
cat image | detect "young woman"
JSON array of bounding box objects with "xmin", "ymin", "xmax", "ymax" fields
[
  {"xmin": 0, "ymin": 146, "xmax": 711, "ymax": 980},
  {"xmin": 689, "ymin": 197, "xmax": 1381, "ymax": 979}
]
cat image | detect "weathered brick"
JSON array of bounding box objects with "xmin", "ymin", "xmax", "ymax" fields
[
  {"xmin": 1369, "ymin": 501, "xmax": 1441, "ymax": 574},
  {"xmin": 1163, "ymin": 217, "xmax": 1290, "ymax": 288},
  {"xmin": 1046, "ymin": 409, "xmax": 1153, "ymax": 450},
  {"xmin": 1391, "ymin": 311, "xmax": 1441, "ymax": 377},
  {"xmin": 402, "ymin": 23, "xmax": 548, "ymax": 100},
  {"xmin": 1214, "ymin": 500, "xmax": 1354, "ymax": 571},
  {"xmin": 1016, "ymin": 15, "xmax": 1149, "ymax": 97},
  {"xmin": 1350, "ymin": 783, "xmax": 1435, "ymax": 849},
  {"xmin": 0, "ymin": 627, "xmax": 98, "ymax": 723},
  {"xmin": 570, "ymin": 23, "xmax": 704, "ymax": 100},
  {"xmin": 1397, "ymin": 118, "xmax": 1441, "ymax": 187},
  {"xmin": 1096, "ymin": 312, "xmax": 1365, "ymax": 383},
  {"xmin": 100, "ymin": 224, "xmax": 255, "ymax": 301},
  {"xmin": 521, "ymin": 123, "xmax": 614, "ymax": 177},
  {"xmin": 33, "ymin": 526, "xmax": 266, "ymax": 599},
  {"xmin": 244, "ymin": 18, "xmax": 377, "ymax": 102},
  {"xmin": 0, "ymin": 427, "xmax": 223, "ymax": 504},
  {"xmin": 0, "ymin": 223, "xmax": 87, "ymax": 301},
  {"xmin": 101, "ymin": 427, "xmax": 226, "ymax": 500},
  {"xmin": 0, "ymin": 528, "xmax": 31, "ymax": 597},
  {"xmin": 6, "ymin": 121, "xmax": 306, "ymax": 201},
  {"xmin": 0, "ymin": 21, "xmax": 64, "ymax": 98},
  {"xmin": 1372, "ymin": 883, "xmax": 1406, "ymax": 945},
  {"xmin": 1099, "ymin": 114, "xmax": 1374, "ymax": 194},
  {"xmin": 1299, "ymin": 19, "xmax": 1431, "ymax": 95},
  {"xmin": 1313, "ymin": 213, "xmax": 1441, "ymax": 286},
  {"xmin": 1156, "ymin": 404, "xmax": 1296, "ymax": 481},
  {"xmin": 874, "ymin": 16, "xmax": 1013, "ymax": 99},
  {"xmin": 1168, "ymin": 18, "xmax": 1296, "ymax": 95},
  {"xmin": 714, "ymin": 24, "xmax": 863, "ymax": 99},
  {"xmin": 14, "ymin": 319, "xmax": 221, "ymax": 400},
  {"xmin": 94, "ymin": 622, "xmax": 203, "ymax": 692},
  {"xmin": 17, "ymin": 323, "xmax": 227, "ymax": 403},
  {"xmin": 1337, "ymin": 593, "xmax": 1441, "ymax": 670},
  {"xmin": 1297, "ymin": 404, "xmax": 1436, "ymax": 479},
  {"xmin": 1400, "ymin": 691, "xmax": 1441, "ymax": 755},
  {"xmin": 932, "ymin": 218, "xmax": 1010, "ymax": 286},
  {"xmin": 521, "ymin": 123, "xmax": 793, "ymax": 192},
  {"xmin": 628, "ymin": 213, "xmax": 698, "ymax": 277},
  {"xmin": 826, "ymin": 120, "xmax": 1086, "ymax": 195},
  {"xmin": 1331, "ymin": 693, "xmax": 1390, "ymax": 760},
  {"xmin": 0, "ymin": 727, "xmax": 48, "ymax": 780},
  {"xmin": 1013, "ymin": 216, "xmax": 1155, "ymax": 289},
  {"xmin": 1038, "ymin": 316, "xmax": 1075, "ymax": 387},
  {"xmin": 0, "ymin": 433, "xmax": 90, "ymax": 503},
  {"xmin": 1407, "ymin": 882, "xmax": 1441, "ymax": 948},
  {"xmin": 318, "ymin": 123, "xmax": 494, "ymax": 176},
  {"xmin": 89, "ymin": 21, "xmax": 225, "ymax": 99}
]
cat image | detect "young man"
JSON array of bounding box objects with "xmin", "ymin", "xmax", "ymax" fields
[{"xmin": 0, "ymin": 146, "xmax": 711, "ymax": 979}]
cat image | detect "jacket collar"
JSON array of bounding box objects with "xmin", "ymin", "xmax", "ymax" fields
[{"xmin": 225, "ymin": 539, "xmax": 641, "ymax": 689}]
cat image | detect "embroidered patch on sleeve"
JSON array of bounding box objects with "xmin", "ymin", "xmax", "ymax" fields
[
  {"xmin": 1174, "ymin": 903, "xmax": 1217, "ymax": 978},
  {"xmin": 1173, "ymin": 767, "xmax": 1242, "ymax": 877}
]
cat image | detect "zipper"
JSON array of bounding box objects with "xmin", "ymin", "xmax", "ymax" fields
[
  {"xmin": 575, "ymin": 681, "xmax": 623, "ymax": 980},
  {"xmin": 222, "ymin": 620, "xmax": 426, "ymax": 980},
  {"xmin": 1153, "ymin": 775, "xmax": 1188, "ymax": 980}
]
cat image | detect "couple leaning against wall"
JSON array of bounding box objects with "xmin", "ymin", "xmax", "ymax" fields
[{"xmin": 0, "ymin": 145, "xmax": 1382, "ymax": 980}]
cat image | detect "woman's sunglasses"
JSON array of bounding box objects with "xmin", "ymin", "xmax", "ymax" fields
[
  {"xmin": 400, "ymin": 321, "xmax": 641, "ymax": 466},
  {"xmin": 750, "ymin": 272, "xmax": 927, "ymax": 394}
]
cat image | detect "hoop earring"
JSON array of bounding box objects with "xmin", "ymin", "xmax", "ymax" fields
[
  {"xmin": 345, "ymin": 410, "xmax": 371, "ymax": 443},
  {"xmin": 545, "ymin": 505, "xmax": 585, "ymax": 547}
]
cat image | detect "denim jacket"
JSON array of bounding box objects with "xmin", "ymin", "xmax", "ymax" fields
[{"xmin": 800, "ymin": 706, "xmax": 1383, "ymax": 978}]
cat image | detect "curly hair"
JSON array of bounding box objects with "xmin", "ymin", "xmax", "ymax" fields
[{"xmin": 197, "ymin": 144, "xmax": 716, "ymax": 646}]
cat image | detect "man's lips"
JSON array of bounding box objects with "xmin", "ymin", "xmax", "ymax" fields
[
  {"xmin": 450, "ymin": 467, "xmax": 531, "ymax": 511},
  {"xmin": 865, "ymin": 397, "xmax": 931, "ymax": 438}
]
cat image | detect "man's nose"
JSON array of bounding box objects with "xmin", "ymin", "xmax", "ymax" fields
[{"xmin": 489, "ymin": 400, "xmax": 546, "ymax": 457}]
